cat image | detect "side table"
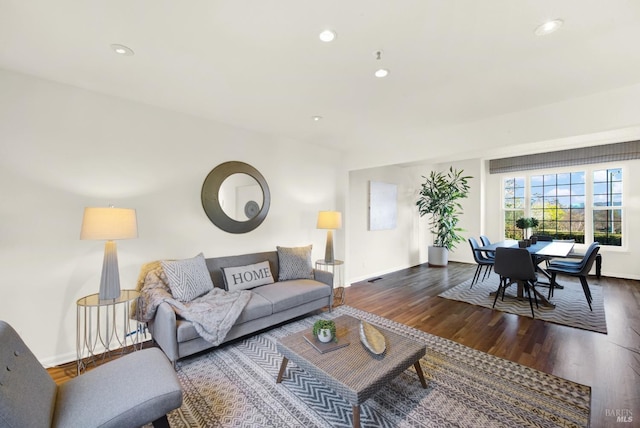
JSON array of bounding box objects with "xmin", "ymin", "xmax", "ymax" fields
[
  {"xmin": 315, "ymin": 259, "xmax": 345, "ymax": 306},
  {"xmin": 76, "ymin": 289, "xmax": 142, "ymax": 374}
]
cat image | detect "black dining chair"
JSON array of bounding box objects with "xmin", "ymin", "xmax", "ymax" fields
[
  {"xmin": 493, "ymin": 247, "xmax": 539, "ymax": 318},
  {"xmin": 547, "ymin": 242, "xmax": 600, "ymax": 311},
  {"xmin": 530, "ymin": 234, "xmax": 553, "ymax": 242},
  {"xmin": 468, "ymin": 237, "xmax": 494, "ymax": 288}
]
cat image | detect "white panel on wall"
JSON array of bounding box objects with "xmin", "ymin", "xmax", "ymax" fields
[{"xmin": 369, "ymin": 181, "xmax": 397, "ymax": 230}]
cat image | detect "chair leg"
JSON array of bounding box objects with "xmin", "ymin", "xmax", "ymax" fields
[
  {"xmin": 501, "ymin": 278, "xmax": 510, "ymax": 301},
  {"xmin": 481, "ymin": 264, "xmax": 491, "ymax": 281},
  {"xmin": 471, "ymin": 265, "xmax": 481, "ymax": 288},
  {"xmin": 579, "ymin": 276, "xmax": 593, "ymax": 311},
  {"xmin": 152, "ymin": 415, "xmax": 171, "ymax": 428},
  {"xmin": 523, "ymin": 282, "xmax": 535, "ymax": 318},
  {"xmin": 492, "ymin": 277, "xmax": 504, "ymax": 308},
  {"xmin": 530, "ymin": 281, "xmax": 539, "ymax": 309},
  {"xmin": 548, "ymin": 272, "xmax": 558, "ymax": 299}
]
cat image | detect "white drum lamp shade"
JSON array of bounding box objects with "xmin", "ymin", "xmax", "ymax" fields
[
  {"xmin": 81, "ymin": 207, "xmax": 138, "ymax": 300},
  {"xmin": 317, "ymin": 211, "xmax": 342, "ymax": 263}
]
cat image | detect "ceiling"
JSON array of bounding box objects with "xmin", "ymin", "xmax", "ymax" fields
[{"xmin": 2, "ymin": 0, "xmax": 640, "ymax": 155}]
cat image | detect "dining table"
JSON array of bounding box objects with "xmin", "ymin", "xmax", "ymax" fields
[{"xmin": 477, "ymin": 239, "xmax": 575, "ymax": 308}]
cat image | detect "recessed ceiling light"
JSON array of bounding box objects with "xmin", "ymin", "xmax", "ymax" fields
[
  {"xmin": 319, "ymin": 30, "xmax": 336, "ymax": 43},
  {"xmin": 312, "ymin": 115, "xmax": 323, "ymax": 121},
  {"xmin": 534, "ymin": 19, "xmax": 563, "ymax": 36},
  {"xmin": 374, "ymin": 68, "xmax": 389, "ymax": 78},
  {"xmin": 110, "ymin": 44, "xmax": 134, "ymax": 56}
]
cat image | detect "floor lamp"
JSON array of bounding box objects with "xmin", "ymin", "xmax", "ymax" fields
[
  {"xmin": 317, "ymin": 211, "xmax": 342, "ymax": 263},
  {"xmin": 81, "ymin": 206, "xmax": 138, "ymax": 300}
]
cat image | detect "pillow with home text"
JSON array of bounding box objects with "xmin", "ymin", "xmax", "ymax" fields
[{"xmin": 221, "ymin": 261, "xmax": 274, "ymax": 292}]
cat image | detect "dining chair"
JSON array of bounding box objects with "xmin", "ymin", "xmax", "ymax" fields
[
  {"xmin": 530, "ymin": 234, "xmax": 553, "ymax": 241},
  {"xmin": 468, "ymin": 237, "xmax": 494, "ymax": 288},
  {"xmin": 479, "ymin": 235, "xmax": 495, "ymax": 261},
  {"xmin": 493, "ymin": 247, "xmax": 539, "ymax": 318},
  {"xmin": 547, "ymin": 242, "xmax": 600, "ymax": 311}
]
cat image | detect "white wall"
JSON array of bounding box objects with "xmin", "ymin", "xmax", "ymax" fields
[
  {"xmin": 403, "ymin": 159, "xmax": 484, "ymax": 266},
  {"xmin": 347, "ymin": 159, "xmax": 482, "ymax": 283},
  {"xmin": 347, "ymin": 165, "xmax": 418, "ymax": 282},
  {"xmin": 0, "ymin": 69, "xmax": 344, "ymax": 365}
]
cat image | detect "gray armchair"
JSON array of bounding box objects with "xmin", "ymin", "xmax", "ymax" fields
[{"xmin": 0, "ymin": 320, "xmax": 183, "ymax": 428}]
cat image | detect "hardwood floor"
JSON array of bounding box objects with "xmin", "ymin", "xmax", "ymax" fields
[
  {"xmin": 48, "ymin": 261, "xmax": 639, "ymax": 427},
  {"xmin": 347, "ymin": 262, "xmax": 640, "ymax": 428}
]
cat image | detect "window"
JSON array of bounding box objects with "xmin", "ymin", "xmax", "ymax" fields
[
  {"xmin": 502, "ymin": 167, "xmax": 623, "ymax": 246},
  {"xmin": 503, "ymin": 177, "xmax": 525, "ymax": 239},
  {"xmin": 593, "ymin": 168, "xmax": 622, "ymax": 246},
  {"xmin": 530, "ymin": 172, "xmax": 585, "ymax": 243}
]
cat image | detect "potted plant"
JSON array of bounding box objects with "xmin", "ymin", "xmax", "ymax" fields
[
  {"xmin": 416, "ymin": 167, "xmax": 472, "ymax": 266},
  {"xmin": 312, "ymin": 319, "xmax": 337, "ymax": 343},
  {"xmin": 516, "ymin": 217, "xmax": 539, "ymax": 240}
]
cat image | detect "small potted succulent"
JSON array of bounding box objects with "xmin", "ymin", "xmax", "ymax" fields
[{"xmin": 312, "ymin": 319, "xmax": 337, "ymax": 343}]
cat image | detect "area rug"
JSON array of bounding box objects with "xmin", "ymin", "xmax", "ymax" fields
[
  {"xmin": 165, "ymin": 306, "xmax": 590, "ymax": 427},
  {"xmin": 438, "ymin": 272, "xmax": 607, "ymax": 334}
]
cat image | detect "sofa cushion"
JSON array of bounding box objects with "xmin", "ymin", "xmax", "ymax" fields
[
  {"xmin": 175, "ymin": 292, "xmax": 273, "ymax": 342},
  {"xmin": 252, "ymin": 280, "xmax": 330, "ymax": 313},
  {"xmin": 234, "ymin": 292, "xmax": 274, "ymax": 324},
  {"xmin": 276, "ymin": 245, "xmax": 313, "ymax": 281},
  {"xmin": 161, "ymin": 253, "xmax": 214, "ymax": 302},
  {"xmin": 222, "ymin": 261, "xmax": 274, "ymax": 291}
]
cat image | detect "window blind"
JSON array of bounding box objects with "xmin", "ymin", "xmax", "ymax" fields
[{"xmin": 489, "ymin": 140, "xmax": 640, "ymax": 174}]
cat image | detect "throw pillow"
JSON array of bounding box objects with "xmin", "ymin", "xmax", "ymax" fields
[
  {"xmin": 277, "ymin": 245, "xmax": 314, "ymax": 281},
  {"xmin": 161, "ymin": 253, "xmax": 214, "ymax": 302},
  {"xmin": 222, "ymin": 261, "xmax": 274, "ymax": 292}
]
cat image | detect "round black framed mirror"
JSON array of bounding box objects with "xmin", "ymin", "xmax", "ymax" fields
[{"xmin": 201, "ymin": 161, "xmax": 270, "ymax": 233}]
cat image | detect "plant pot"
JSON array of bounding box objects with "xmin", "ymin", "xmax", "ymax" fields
[
  {"xmin": 428, "ymin": 246, "xmax": 448, "ymax": 267},
  {"xmin": 317, "ymin": 329, "xmax": 333, "ymax": 343}
]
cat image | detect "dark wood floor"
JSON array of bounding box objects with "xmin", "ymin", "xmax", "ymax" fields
[
  {"xmin": 347, "ymin": 262, "xmax": 640, "ymax": 428},
  {"xmin": 49, "ymin": 261, "xmax": 639, "ymax": 427}
]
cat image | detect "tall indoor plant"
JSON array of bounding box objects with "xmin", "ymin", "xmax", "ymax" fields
[{"xmin": 416, "ymin": 167, "xmax": 472, "ymax": 266}]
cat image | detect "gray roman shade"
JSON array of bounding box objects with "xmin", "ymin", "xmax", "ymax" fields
[{"xmin": 489, "ymin": 140, "xmax": 640, "ymax": 174}]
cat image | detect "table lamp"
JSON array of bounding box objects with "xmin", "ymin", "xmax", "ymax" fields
[
  {"xmin": 317, "ymin": 211, "xmax": 342, "ymax": 263},
  {"xmin": 80, "ymin": 206, "xmax": 138, "ymax": 300}
]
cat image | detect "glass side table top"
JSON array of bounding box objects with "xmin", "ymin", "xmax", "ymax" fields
[{"xmin": 77, "ymin": 289, "xmax": 140, "ymax": 307}]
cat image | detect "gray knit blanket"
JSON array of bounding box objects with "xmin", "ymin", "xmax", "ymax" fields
[{"xmin": 134, "ymin": 261, "xmax": 251, "ymax": 345}]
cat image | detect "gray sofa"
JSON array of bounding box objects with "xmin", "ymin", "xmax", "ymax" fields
[{"xmin": 146, "ymin": 250, "xmax": 333, "ymax": 365}]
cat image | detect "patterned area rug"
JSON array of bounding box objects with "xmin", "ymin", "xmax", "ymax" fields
[
  {"xmin": 438, "ymin": 272, "xmax": 607, "ymax": 334},
  {"xmin": 165, "ymin": 306, "xmax": 591, "ymax": 427}
]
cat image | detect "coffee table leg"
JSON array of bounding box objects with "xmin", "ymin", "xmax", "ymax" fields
[
  {"xmin": 352, "ymin": 404, "xmax": 360, "ymax": 428},
  {"xmin": 414, "ymin": 361, "xmax": 428, "ymax": 388},
  {"xmin": 276, "ymin": 357, "xmax": 289, "ymax": 383}
]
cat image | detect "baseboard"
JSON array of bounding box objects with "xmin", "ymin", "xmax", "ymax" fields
[{"xmin": 40, "ymin": 336, "xmax": 153, "ymax": 368}]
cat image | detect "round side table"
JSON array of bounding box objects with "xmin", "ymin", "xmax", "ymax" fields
[
  {"xmin": 76, "ymin": 289, "xmax": 142, "ymax": 374},
  {"xmin": 315, "ymin": 259, "xmax": 346, "ymax": 306}
]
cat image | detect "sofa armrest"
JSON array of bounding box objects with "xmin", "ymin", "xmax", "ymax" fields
[
  {"xmin": 149, "ymin": 302, "xmax": 179, "ymax": 365},
  {"xmin": 313, "ymin": 268, "xmax": 334, "ymax": 287},
  {"xmin": 313, "ymin": 269, "xmax": 334, "ymax": 311}
]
